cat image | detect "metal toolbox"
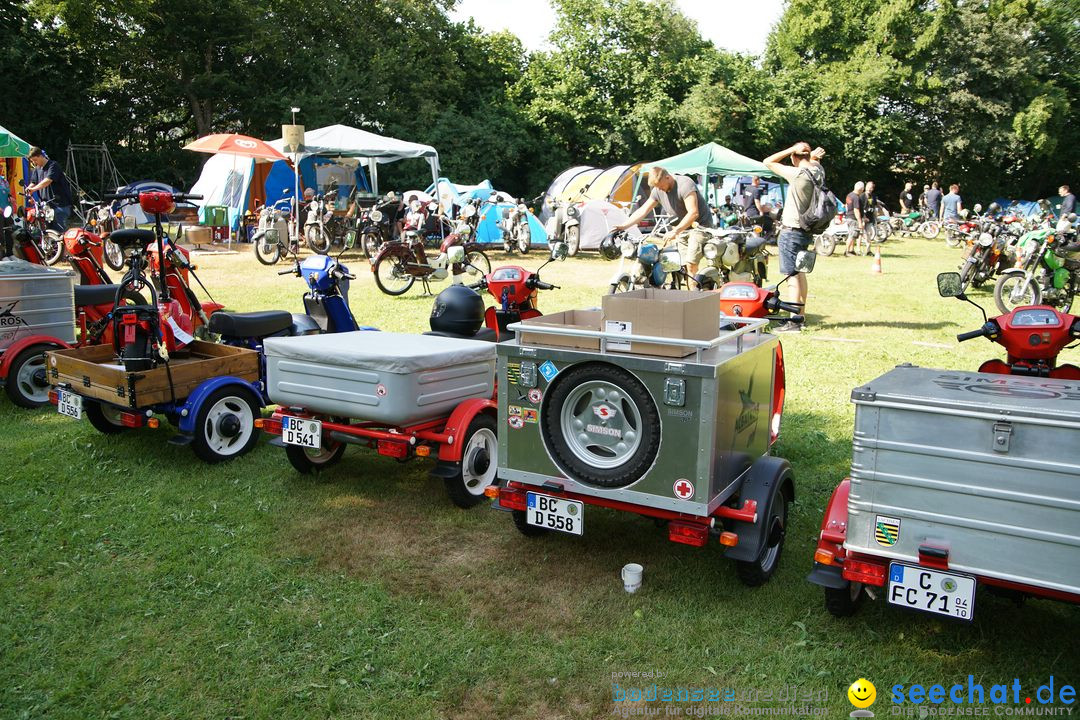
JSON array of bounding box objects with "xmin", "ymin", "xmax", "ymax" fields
[
  {"xmin": 265, "ymin": 331, "xmax": 496, "ymax": 426},
  {"xmin": 0, "ymin": 257, "xmax": 76, "ymax": 352},
  {"xmin": 497, "ymin": 317, "xmax": 779, "ymax": 517},
  {"xmin": 847, "ymin": 365, "xmax": 1080, "ymax": 596}
]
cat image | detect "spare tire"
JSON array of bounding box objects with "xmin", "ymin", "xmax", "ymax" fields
[{"xmin": 540, "ymin": 362, "xmax": 660, "ymax": 488}]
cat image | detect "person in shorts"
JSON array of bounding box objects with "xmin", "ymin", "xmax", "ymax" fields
[
  {"xmin": 763, "ymin": 141, "xmax": 826, "ymax": 333},
  {"xmin": 614, "ymin": 166, "xmax": 714, "ymax": 277},
  {"xmin": 844, "ymin": 181, "xmax": 865, "ymax": 256}
]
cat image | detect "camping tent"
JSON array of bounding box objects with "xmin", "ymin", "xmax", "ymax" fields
[
  {"xmin": 580, "ymin": 164, "xmax": 641, "ymax": 206},
  {"xmin": 638, "ymin": 143, "xmax": 778, "ymax": 208},
  {"xmin": 539, "ymin": 166, "xmax": 596, "ymax": 222},
  {"xmin": 425, "ymin": 177, "xmax": 547, "ymax": 245}
]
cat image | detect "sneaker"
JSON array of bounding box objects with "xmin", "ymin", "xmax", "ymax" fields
[
  {"xmin": 843, "ymin": 251, "xmax": 855, "ymax": 257},
  {"xmin": 772, "ymin": 321, "xmax": 803, "ymax": 334}
]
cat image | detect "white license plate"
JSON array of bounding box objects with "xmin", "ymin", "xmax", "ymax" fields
[
  {"xmin": 282, "ymin": 416, "xmax": 321, "ymax": 448},
  {"xmin": 887, "ymin": 563, "xmax": 975, "ymax": 620},
  {"xmin": 526, "ymin": 492, "xmax": 583, "ymax": 535},
  {"xmin": 57, "ymin": 390, "xmax": 83, "ymax": 420}
]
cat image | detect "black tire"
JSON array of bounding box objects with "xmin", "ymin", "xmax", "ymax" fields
[
  {"xmin": 360, "ymin": 232, "xmax": 380, "ymax": 259},
  {"xmin": 41, "ymin": 230, "xmax": 64, "ymax": 265},
  {"xmin": 254, "ymin": 235, "xmax": 282, "ymax": 265},
  {"xmin": 4, "ymin": 346, "xmax": 52, "ymax": 408},
  {"xmin": 540, "ymin": 362, "xmax": 660, "ymax": 489},
  {"xmin": 516, "ymin": 224, "xmax": 531, "ymax": 254},
  {"xmin": 305, "ymin": 226, "xmax": 330, "ymax": 254},
  {"xmin": 444, "ymin": 413, "xmax": 498, "ymax": 508},
  {"xmin": 85, "ymin": 400, "xmax": 127, "ymax": 434},
  {"xmin": 608, "ymin": 276, "xmax": 633, "ymax": 294},
  {"xmin": 103, "ymin": 239, "xmax": 125, "ymax": 271},
  {"xmin": 734, "ymin": 487, "xmax": 790, "ymax": 587},
  {"xmin": 285, "ymin": 429, "xmax": 346, "ymax": 474},
  {"xmin": 815, "ymin": 234, "xmax": 835, "ymax": 256},
  {"xmin": 373, "ymin": 253, "xmax": 416, "ymax": 296},
  {"xmin": 565, "ymin": 225, "xmax": 580, "ymax": 256},
  {"xmin": 824, "ymin": 582, "xmax": 864, "ymax": 618},
  {"xmin": 191, "ymin": 386, "xmax": 262, "ymax": 463},
  {"xmin": 958, "ymin": 257, "xmax": 976, "ymax": 289},
  {"xmin": 512, "ymin": 509, "xmax": 548, "ymax": 537},
  {"xmin": 465, "ymin": 250, "xmax": 491, "ymax": 278},
  {"xmin": 994, "ymin": 273, "xmax": 1040, "ymax": 314}
]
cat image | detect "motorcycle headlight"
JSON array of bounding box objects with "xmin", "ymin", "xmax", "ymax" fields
[
  {"xmin": 566, "ymin": 204, "xmax": 579, "ymax": 219},
  {"xmin": 44, "ymin": 206, "xmax": 55, "ymax": 222},
  {"xmin": 518, "ymin": 203, "xmax": 527, "ymax": 213},
  {"xmin": 659, "ymin": 249, "xmax": 682, "ymax": 272},
  {"xmin": 978, "ymin": 232, "xmax": 994, "ymax": 247},
  {"xmin": 703, "ymin": 243, "xmax": 719, "ymax": 260},
  {"xmin": 620, "ymin": 240, "xmax": 635, "ymax": 258},
  {"xmin": 462, "ymin": 204, "xmax": 477, "ymax": 219},
  {"xmin": 369, "ymin": 209, "xmax": 383, "ymax": 223},
  {"xmin": 456, "ymin": 222, "xmax": 472, "ymax": 234}
]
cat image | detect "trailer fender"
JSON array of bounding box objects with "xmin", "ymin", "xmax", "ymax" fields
[
  {"xmin": 0, "ymin": 335, "xmax": 71, "ymax": 378},
  {"xmin": 723, "ymin": 455, "xmax": 794, "ymax": 563},
  {"xmin": 436, "ymin": 397, "xmax": 497, "ymax": 463},
  {"xmin": 176, "ymin": 376, "xmax": 264, "ymax": 435},
  {"xmin": 806, "ymin": 479, "xmax": 851, "ymax": 589}
]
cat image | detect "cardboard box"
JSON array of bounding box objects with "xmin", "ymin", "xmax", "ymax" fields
[
  {"xmin": 601, "ymin": 289, "xmax": 721, "ymax": 357},
  {"xmin": 519, "ymin": 310, "xmax": 602, "ymax": 351}
]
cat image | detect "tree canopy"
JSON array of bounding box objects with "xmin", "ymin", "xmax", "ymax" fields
[{"xmin": 3, "ymin": 0, "xmax": 1076, "ymax": 203}]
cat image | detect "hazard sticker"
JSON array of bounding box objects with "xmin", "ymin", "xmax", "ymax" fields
[
  {"xmin": 523, "ymin": 408, "xmax": 538, "ymax": 423},
  {"xmin": 673, "ymin": 479, "xmax": 695, "ymax": 500},
  {"xmin": 508, "ymin": 405, "xmax": 522, "ymax": 416},
  {"xmin": 376, "ymin": 384, "xmax": 388, "ymax": 397},
  {"xmin": 508, "ymin": 416, "xmax": 524, "ymax": 429},
  {"xmin": 539, "ymin": 361, "xmax": 559, "ymax": 382},
  {"xmin": 527, "ymin": 388, "xmax": 543, "ymax": 404}
]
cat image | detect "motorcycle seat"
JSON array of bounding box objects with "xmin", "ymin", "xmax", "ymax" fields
[
  {"xmin": 74, "ymin": 284, "xmax": 123, "ymax": 307},
  {"xmin": 209, "ymin": 310, "xmax": 293, "ymax": 338},
  {"xmin": 744, "ymin": 235, "xmax": 767, "ymax": 252},
  {"xmin": 109, "ymin": 228, "xmax": 156, "ymax": 249}
]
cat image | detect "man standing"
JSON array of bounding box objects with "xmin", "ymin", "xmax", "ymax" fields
[
  {"xmin": 740, "ymin": 176, "xmax": 765, "ymax": 220},
  {"xmin": 26, "ymin": 147, "xmax": 72, "ymax": 232},
  {"xmin": 918, "ymin": 184, "xmax": 930, "ymax": 212},
  {"xmin": 863, "ymin": 180, "xmax": 880, "ymax": 242},
  {"xmin": 942, "ymin": 183, "xmax": 963, "ymax": 221},
  {"xmin": 899, "ymin": 182, "xmax": 915, "ymax": 213},
  {"xmin": 844, "ymin": 181, "xmax": 865, "ymax": 256},
  {"xmin": 1060, "ymin": 185, "xmax": 1076, "ymax": 218},
  {"xmin": 614, "ymin": 166, "xmax": 714, "ymax": 277},
  {"xmin": 763, "ymin": 141, "xmax": 825, "ymax": 333},
  {"xmin": 925, "ymin": 182, "xmax": 943, "ymax": 220}
]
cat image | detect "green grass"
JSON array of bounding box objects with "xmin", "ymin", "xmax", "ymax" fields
[{"xmin": 2, "ymin": 238, "xmax": 1077, "ymax": 719}]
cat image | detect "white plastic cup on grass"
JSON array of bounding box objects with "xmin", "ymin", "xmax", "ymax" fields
[{"xmin": 621, "ymin": 563, "xmax": 643, "ymax": 593}]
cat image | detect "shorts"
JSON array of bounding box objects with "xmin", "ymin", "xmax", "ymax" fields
[
  {"xmin": 676, "ymin": 229, "xmax": 708, "ymax": 264},
  {"xmin": 846, "ymin": 217, "xmax": 861, "ymax": 238},
  {"xmin": 778, "ymin": 228, "xmax": 811, "ymax": 276}
]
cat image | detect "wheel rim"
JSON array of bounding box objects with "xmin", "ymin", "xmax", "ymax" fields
[
  {"xmin": 105, "ymin": 241, "xmax": 123, "ymax": 268},
  {"xmin": 44, "ymin": 231, "xmax": 63, "ymax": 263},
  {"xmin": 759, "ymin": 499, "xmax": 787, "ymax": 573},
  {"xmin": 95, "ymin": 402, "xmax": 125, "ymax": 426},
  {"xmin": 1003, "ymin": 276, "xmax": 1037, "ymax": 307},
  {"xmin": 461, "ymin": 427, "xmax": 498, "ymax": 495},
  {"xmin": 465, "ymin": 252, "xmax": 489, "ymax": 278},
  {"xmin": 202, "ymin": 396, "xmax": 254, "ymax": 457},
  {"xmin": 13, "ymin": 353, "xmax": 50, "ymax": 404},
  {"xmin": 560, "ymin": 380, "xmax": 643, "ymax": 469},
  {"xmin": 376, "ymin": 256, "xmax": 414, "ymax": 293}
]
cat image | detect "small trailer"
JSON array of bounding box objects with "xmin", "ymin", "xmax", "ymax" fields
[
  {"xmin": 490, "ymin": 316, "xmax": 794, "ymax": 586},
  {"xmin": 808, "ymin": 364, "xmax": 1080, "ymax": 619}
]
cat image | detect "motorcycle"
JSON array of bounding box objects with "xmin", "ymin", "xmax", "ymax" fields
[
  {"xmin": 696, "ymin": 224, "xmax": 769, "ymax": 290},
  {"xmin": 813, "ymin": 211, "xmax": 851, "ymax": 257},
  {"xmin": 888, "ymin": 209, "xmax": 941, "ymax": 239},
  {"xmin": 79, "ymin": 199, "xmax": 126, "ymax": 271},
  {"xmin": 605, "ymin": 229, "xmax": 686, "ymax": 293},
  {"xmin": 937, "ymin": 271, "xmax": 1080, "ymax": 379},
  {"xmin": 545, "ymin": 198, "xmax": 581, "ymax": 256},
  {"xmin": 716, "ymin": 250, "xmax": 816, "ymax": 327},
  {"xmin": 993, "ymin": 214, "xmax": 1079, "ymax": 314},
  {"xmin": 353, "ymin": 192, "xmax": 403, "ymax": 258},
  {"xmin": 466, "ymin": 242, "xmax": 568, "ymax": 340},
  {"xmin": 497, "ymin": 197, "xmax": 532, "ymax": 255},
  {"xmin": 303, "ymin": 189, "xmax": 344, "ymax": 254},
  {"xmin": 944, "ymin": 212, "xmax": 978, "ymax": 249},
  {"xmin": 252, "ymin": 198, "xmax": 296, "ymax": 265},
  {"xmin": 17, "ymin": 192, "xmax": 64, "ymax": 265},
  {"xmin": 957, "ymin": 204, "xmax": 1009, "ymax": 290},
  {"xmin": 371, "ymin": 200, "xmax": 491, "ymax": 296}
]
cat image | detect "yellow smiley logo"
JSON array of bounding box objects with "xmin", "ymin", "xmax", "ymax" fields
[{"xmin": 848, "ymin": 678, "xmax": 877, "ymax": 709}]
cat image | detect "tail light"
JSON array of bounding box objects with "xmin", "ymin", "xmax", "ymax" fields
[
  {"xmin": 377, "ymin": 439, "xmax": 408, "ymax": 459},
  {"xmin": 120, "ymin": 411, "xmax": 145, "ymax": 428},
  {"xmin": 718, "ymin": 531, "xmax": 739, "ymax": 547},
  {"xmin": 814, "ymin": 549, "xmax": 835, "ymax": 565},
  {"xmin": 667, "ymin": 521, "xmax": 709, "ymax": 547},
  {"xmin": 260, "ymin": 416, "xmax": 283, "ymax": 436},
  {"xmin": 48, "ymin": 390, "xmax": 59, "ymax": 405},
  {"xmin": 843, "ymin": 558, "xmax": 887, "ymax": 587},
  {"xmin": 498, "ymin": 486, "xmax": 528, "ymax": 511}
]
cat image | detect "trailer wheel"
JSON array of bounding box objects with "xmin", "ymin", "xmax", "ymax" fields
[
  {"xmin": 512, "ymin": 509, "xmax": 548, "ymax": 537},
  {"xmin": 824, "ymin": 582, "xmax": 864, "ymax": 618},
  {"xmin": 285, "ymin": 420, "xmax": 346, "ymax": 474},
  {"xmin": 734, "ymin": 487, "xmax": 790, "ymax": 587},
  {"xmin": 85, "ymin": 401, "xmax": 127, "ymax": 434},
  {"xmin": 445, "ymin": 413, "xmax": 498, "ymax": 508},
  {"xmin": 4, "ymin": 346, "xmax": 52, "ymax": 408},
  {"xmin": 541, "ymin": 362, "xmax": 660, "ymax": 488},
  {"xmin": 191, "ymin": 387, "xmax": 261, "ymax": 463}
]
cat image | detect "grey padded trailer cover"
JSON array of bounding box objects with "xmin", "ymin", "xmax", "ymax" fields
[{"xmin": 265, "ymin": 331, "xmax": 496, "ymax": 425}]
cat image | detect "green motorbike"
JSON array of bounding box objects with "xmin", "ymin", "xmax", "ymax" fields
[{"xmin": 994, "ymin": 218, "xmax": 1080, "ymax": 314}]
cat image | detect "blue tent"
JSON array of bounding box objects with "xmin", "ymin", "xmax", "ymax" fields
[{"xmin": 475, "ymin": 202, "xmax": 548, "ymax": 246}]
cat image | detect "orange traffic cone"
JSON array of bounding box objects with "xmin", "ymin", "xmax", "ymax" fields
[{"xmin": 870, "ymin": 247, "xmax": 883, "ymax": 274}]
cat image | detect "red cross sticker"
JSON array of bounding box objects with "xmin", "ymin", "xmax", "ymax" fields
[{"xmin": 673, "ymin": 479, "xmax": 695, "ymax": 500}]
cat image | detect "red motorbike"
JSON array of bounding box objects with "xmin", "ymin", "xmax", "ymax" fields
[{"xmin": 469, "ymin": 242, "xmax": 568, "ymax": 339}]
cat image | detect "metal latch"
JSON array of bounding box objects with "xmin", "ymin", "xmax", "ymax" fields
[
  {"xmin": 992, "ymin": 421, "xmax": 1012, "ymax": 453},
  {"xmin": 518, "ymin": 361, "xmax": 537, "ymax": 388},
  {"xmin": 663, "ymin": 378, "xmax": 686, "ymax": 407}
]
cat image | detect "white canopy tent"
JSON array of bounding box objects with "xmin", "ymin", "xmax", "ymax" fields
[{"xmin": 267, "ymin": 124, "xmax": 440, "ymax": 195}]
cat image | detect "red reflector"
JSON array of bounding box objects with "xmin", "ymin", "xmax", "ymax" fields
[
  {"xmin": 843, "ymin": 558, "xmax": 887, "ymax": 587},
  {"xmin": 262, "ymin": 416, "xmax": 283, "ymax": 436},
  {"xmin": 668, "ymin": 521, "xmax": 709, "ymax": 547},
  {"xmin": 498, "ymin": 487, "xmax": 527, "ymax": 511},
  {"xmin": 48, "ymin": 390, "xmax": 59, "ymax": 405},
  {"xmin": 377, "ymin": 439, "xmax": 408, "ymax": 458},
  {"xmin": 120, "ymin": 411, "xmax": 144, "ymax": 428}
]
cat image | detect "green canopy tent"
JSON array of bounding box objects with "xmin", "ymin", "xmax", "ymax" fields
[
  {"xmin": 0, "ymin": 124, "xmax": 30, "ymax": 158},
  {"xmin": 637, "ymin": 142, "xmax": 781, "ymax": 209}
]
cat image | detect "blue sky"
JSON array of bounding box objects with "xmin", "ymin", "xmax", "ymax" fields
[{"xmin": 448, "ymin": 0, "xmax": 786, "ymax": 55}]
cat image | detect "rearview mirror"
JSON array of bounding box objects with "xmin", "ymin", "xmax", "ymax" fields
[
  {"xmin": 794, "ymin": 250, "xmax": 816, "ymax": 274},
  {"xmin": 974, "ymin": 203, "xmax": 983, "ymax": 213},
  {"xmin": 123, "ymin": 215, "xmax": 137, "ymax": 229},
  {"xmin": 937, "ymin": 272, "xmax": 964, "ymax": 298},
  {"xmin": 550, "ymin": 242, "xmax": 569, "ymax": 261},
  {"xmin": 447, "ymin": 245, "xmax": 466, "ymax": 264}
]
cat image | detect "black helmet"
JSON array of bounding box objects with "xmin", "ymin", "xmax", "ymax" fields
[
  {"xmin": 430, "ymin": 284, "xmax": 485, "ymax": 337},
  {"xmin": 598, "ymin": 233, "xmax": 621, "ymax": 260}
]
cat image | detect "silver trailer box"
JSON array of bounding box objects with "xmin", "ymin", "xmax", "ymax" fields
[
  {"xmin": 497, "ymin": 319, "xmax": 779, "ymax": 517},
  {"xmin": 0, "ymin": 257, "xmax": 76, "ymax": 352},
  {"xmin": 265, "ymin": 331, "xmax": 496, "ymax": 426},
  {"xmin": 847, "ymin": 364, "xmax": 1080, "ymax": 596}
]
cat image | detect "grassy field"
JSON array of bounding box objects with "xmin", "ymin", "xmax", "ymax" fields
[{"xmin": 2, "ymin": 236, "xmax": 1077, "ymax": 719}]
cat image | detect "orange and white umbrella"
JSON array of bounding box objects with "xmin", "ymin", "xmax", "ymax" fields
[{"xmin": 183, "ymin": 133, "xmax": 286, "ymax": 162}]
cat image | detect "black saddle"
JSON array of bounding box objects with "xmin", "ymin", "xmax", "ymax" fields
[
  {"xmin": 209, "ymin": 310, "xmax": 293, "ymax": 338},
  {"xmin": 109, "ymin": 228, "xmax": 156, "ymax": 249},
  {"xmin": 74, "ymin": 284, "xmax": 124, "ymax": 307}
]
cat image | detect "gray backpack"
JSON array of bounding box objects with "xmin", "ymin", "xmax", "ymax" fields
[{"xmin": 797, "ymin": 167, "xmax": 837, "ymax": 234}]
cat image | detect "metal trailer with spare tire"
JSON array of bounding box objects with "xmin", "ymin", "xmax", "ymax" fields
[{"xmin": 489, "ymin": 317, "xmax": 794, "ymax": 586}]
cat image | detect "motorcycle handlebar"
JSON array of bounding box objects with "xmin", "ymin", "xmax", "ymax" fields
[
  {"xmin": 529, "ymin": 280, "xmax": 556, "ymax": 291},
  {"xmin": 775, "ymin": 300, "xmax": 803, "ymax": 315},
  {"xmin": 277, "ymin": 268, "xmax": 296, "ymax": 276},
  {"xmin": 957, "ymin": 328, "xmax": 987, "ymax": 342}
]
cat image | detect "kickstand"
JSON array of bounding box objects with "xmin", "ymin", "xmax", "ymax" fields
[{"xmin": 421, "ymin": 278, "xmax": 433, "ymax": 296}]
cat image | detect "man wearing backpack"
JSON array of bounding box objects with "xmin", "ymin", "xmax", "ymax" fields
[{"xmin": 763, "ymin": 141, "xmax": 826, "ymax": 333}]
